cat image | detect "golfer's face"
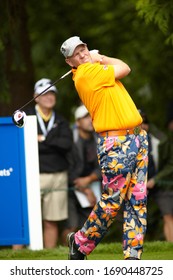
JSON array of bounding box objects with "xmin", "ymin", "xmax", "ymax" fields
[{"xmin": 66, "ymin": 45, "xmax": 91, "ymax": 67}]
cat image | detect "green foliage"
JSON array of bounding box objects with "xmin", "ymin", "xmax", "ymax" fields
[
  {"xmin": 25, "ymin": 0, "xmax": 173, "ymax": 127},
  {"xmin": 1, "ymin": 0, "xmax": 173, "ymax": 126},
  {"xmin": 135, "ymin": 0, "xmax": 173, "ymax": 44}
]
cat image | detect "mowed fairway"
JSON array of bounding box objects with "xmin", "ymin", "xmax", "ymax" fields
[{"xmin": 0, "ymin": 241, "xmax": 173, "ymax": 260}]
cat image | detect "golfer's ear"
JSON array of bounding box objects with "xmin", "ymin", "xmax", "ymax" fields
[{"xmin": 65, "ymin": 58, "xmax": 73, "ymax": 67}]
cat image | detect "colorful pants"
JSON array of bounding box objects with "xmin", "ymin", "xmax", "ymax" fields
[{"xmin": 74, "ymin": 129, "xmax": 148, "ymax": 259}]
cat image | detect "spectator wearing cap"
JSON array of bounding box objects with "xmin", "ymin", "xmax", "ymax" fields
[
  {"xmin": 14, "ymin": 78, "xmax": 73, "ymax": 249},
  {"xmin": 61, "ymin": 104, "xmax": 102, "ymax": 245}
]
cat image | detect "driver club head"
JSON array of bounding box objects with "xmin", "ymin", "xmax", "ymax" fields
[{"xmin": 12, "ymin": 110, "xmax": 27, "ymax": 128}]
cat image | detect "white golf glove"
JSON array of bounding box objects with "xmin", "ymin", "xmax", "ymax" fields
[{"xmin": 89, "ymin": 49, "xmax": 99, "ymax": 54}]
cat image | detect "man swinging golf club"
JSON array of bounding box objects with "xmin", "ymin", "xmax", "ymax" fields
[{"xmin": 60, "ymin": 36, "xmax": 148, "ymax": 260}]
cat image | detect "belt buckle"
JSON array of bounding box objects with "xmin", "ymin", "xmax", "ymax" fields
[{"xmin": 134, "ymin": 126, "xmax": 140, "ymax": 135}]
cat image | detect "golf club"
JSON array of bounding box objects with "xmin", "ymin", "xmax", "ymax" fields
[{"xmin": 12, "ymin": 70, "xmax": 72, "ymax": 128}]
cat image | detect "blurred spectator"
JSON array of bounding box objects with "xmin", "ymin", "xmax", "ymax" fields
[
  {"xmin": 139, "ymin": 110, "xmax": 157, "ymax": 181},
  {"xmin": 61, "ymin": 105, "xmax": 102, "ymax": 245},
  {"xmin": 13, "ymin": 78, "xmax": 73, "ymax": 249},
  {"xmin": 140, "ymin": 109, "xmax": 173, "ymax": 242}
]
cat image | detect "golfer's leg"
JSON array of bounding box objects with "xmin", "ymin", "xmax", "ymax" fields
[
  {"xmin": 123, "ymin": 131, "xmax": 148, "ymax": 259},
  {"xmin": 74, "ymin": 136, "xmax": 130, "ymax": 255}
]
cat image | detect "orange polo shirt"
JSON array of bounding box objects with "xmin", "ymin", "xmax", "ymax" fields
[{"xmin": 72, "ymin": 62, "xmax": 142, "ymax": 133}]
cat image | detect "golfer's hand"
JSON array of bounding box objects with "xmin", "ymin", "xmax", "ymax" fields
[
  {"xmin": 90, "ymin": 50, "xmax": 103, "ymax": 63},
  {"xmin": 89, "ymin": 49, "xmax": 99, "ymax": 54}
]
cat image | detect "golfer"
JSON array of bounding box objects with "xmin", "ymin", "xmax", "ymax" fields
[{"xmin": 60, "ymin": 36, "xmax": 148, "ymax": 260}]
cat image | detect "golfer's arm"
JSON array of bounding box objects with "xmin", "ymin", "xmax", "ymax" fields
[
  {"xmin": 100, "ymin": 56, "xmax": 131, "ymax": 79},
  {"xmin": 90, "ymin": 52, "xmax": 131, "ymax": 79}
]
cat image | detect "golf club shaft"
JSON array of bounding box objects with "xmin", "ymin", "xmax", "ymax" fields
[{"xmin": 18, "ymin": 70, "xmax": 72, "ymax": 111}]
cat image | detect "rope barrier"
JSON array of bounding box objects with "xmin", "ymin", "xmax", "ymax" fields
[
  {"xmin": 41, "ymin": 185, "xmax": 88, "ymax": 195},
  {"xmin": 40, "ymin": 179, "xmax": 173, "ymax": 195}
]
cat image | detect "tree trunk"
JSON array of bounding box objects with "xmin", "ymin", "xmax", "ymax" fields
[{"xmin": 0, "ymin": 0, "xmax": 34, "ymax": 117}]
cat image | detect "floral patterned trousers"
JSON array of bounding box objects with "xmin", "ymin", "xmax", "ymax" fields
[{"xmin": 74, "ymin": 129, "xmax": 148, "ymax": 259}]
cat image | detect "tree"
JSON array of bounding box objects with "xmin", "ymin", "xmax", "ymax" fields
[
  {"xmin": 0, "ymin": 0, "xmax": 34, "ymax": 116},
  {"xmin": 133, "ymin": 0, "xmax": 173, "ymax": 127},
  {"xmin": 135, "ymin": 0, "xmax": 173, "ymax": 45}
]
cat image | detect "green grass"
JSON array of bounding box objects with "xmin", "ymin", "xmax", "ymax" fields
[{"xmin": 0, "ymin": 241, "xmax": 173, "ymax": 260}]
